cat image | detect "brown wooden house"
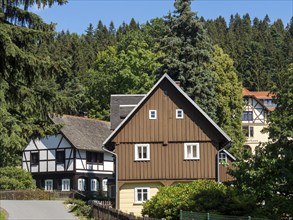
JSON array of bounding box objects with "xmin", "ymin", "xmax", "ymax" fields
[{"xmin": 103, "ymin": 74, "xmax": 235, "ymax": 215}]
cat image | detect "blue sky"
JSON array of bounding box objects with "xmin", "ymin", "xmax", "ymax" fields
[{"xmin": 32, "ymin": 0, "xmax": 293, "ymax": 35}]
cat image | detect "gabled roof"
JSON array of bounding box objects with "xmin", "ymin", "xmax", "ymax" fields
[
  {"xmin": 242, "ymin": 88, "xmax": 274, "ymax": 99},
  {"xmin": 103, "ymin": 74, "xmax": 231, "ymax": 146},
  {"xmin": 50, "ymin": 114, "xmax": 111, "ymax": 152},
  {"xmin": 242, "ymin": 88, "xmax": 275, "ymax": 111}
]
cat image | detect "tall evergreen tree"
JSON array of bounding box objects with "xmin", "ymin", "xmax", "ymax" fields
[
  {"xmin": 159, "ymin": 0, "xmax": 217, "ymax": 120},
  {"xmin": 0, "ymin": 0, "xmax": 80, "ymax": 167}
]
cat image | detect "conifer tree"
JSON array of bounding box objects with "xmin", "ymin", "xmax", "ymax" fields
[
  {"xmin": 0, "ymin": 0, "xmax": 80, "ymax": 167},
  {"xmin": 159, "ymin": 0, "xmax": 217, "ymax": 120}
]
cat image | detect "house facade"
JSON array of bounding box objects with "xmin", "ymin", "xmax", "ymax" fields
[
  {"xmin": 22, "ymin": 115, "xmax": 114, "ymax": 196},
  {"xmin": 104, "ymin": 74, "xmax": 235, "ymax": 216},
  {"xmin": 242, "ymin": 88, "xmax": 275, "ymax": 152}
]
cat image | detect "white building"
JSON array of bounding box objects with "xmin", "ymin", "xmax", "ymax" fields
[
  {"xmin": 22, "ymin": 115, "xmax": 114, "ymax": 196},
  {"xmin": 242, "ymin": 88, "xmax": 276, "ymax": 152}
]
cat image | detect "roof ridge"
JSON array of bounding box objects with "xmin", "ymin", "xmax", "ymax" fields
[{"xmin": 57, "ymin": 114, "xmax": 110, "ymax": 124}]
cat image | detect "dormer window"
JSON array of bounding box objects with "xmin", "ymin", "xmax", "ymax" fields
[
  {"xmin": 149, "ymin": 110, "xmax": 157, "ymax": 119},
  {"xmin": 176, "ymin": 109, "xmax": 184, "ymax": 119}
]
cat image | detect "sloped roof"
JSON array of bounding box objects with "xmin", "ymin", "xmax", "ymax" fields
[
  {"xmin": 242, "ymin": 88, "xmax": 274, "ymax": 99},
  {"xmin": 110, "ymin": 95, "xmax": 144, "ymax": 130},
  {"xmin": 242, "ymin": 88, "xmax": 275, "ymax": 111},
  {"xmin": 50, "ymin": 115, "xmax": 111, "ymax": 152},
  {"xmin": 104, "ymin": 74, "xmax": 231, "ymax": 146}
]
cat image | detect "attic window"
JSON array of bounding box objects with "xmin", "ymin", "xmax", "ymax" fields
[
  {"xmin": 149, "ymin": 110, "xmax": 157, "ymax": 119},
  {"xmin": 176, "ymin": 109, "xmax": 184, "ymax": 119}
]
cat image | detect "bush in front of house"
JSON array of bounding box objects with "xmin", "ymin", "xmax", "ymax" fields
[
  {"xmin": 0, "ymin": 166, "xmax": 36, "ymax": 190},
  {"xmin": 64, "ymin": 198, "xmax": 92, "ymax": 218},
  {"xmin": 142, "ymin": 180, "xmax": 258, "ymax": 220}
]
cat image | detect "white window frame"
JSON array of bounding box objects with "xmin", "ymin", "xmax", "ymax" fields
[
  {"xmin": 149, "ymin": 110, "xmax": 157, "ymax": 119},
  {"xmin": 91, "ymin": 179, "xmax": 99, "ymax": 192},
  {"xmin": 134, "ymin": 187, "xmax": 150, "ymax": 204},
  {"xmin": 78, "ymin": 178, "xmax": 86, "ymax": 191},
  {"xmin": 102, "ymin": 179, "xmax": 108, "ymax": 192},
  {"xmin": 184, "ymin": 143, "xmax": 200, "ymax": 160},
  {"xmin": 135, "ymin": 144, "xmax": 150, "ymax": 161},
  {"xmin": 219, "ymin": 152, "xmax": 227, "ymax": 163},
  {"xmin": 45, "ymin": 179, "xmax": 53, "ymax": 191},
  {"xmin": 62, "ymin": 179, "xmax": 70, "ymax": 191},
  {"xmin": 176, "ymin": 109, "xmax": 184, "ymax": 119}
]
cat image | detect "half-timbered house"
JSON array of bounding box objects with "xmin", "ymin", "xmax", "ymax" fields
[
  {"xmin": 22, "ymin": 115, "xmax": 114, "ymax": 196},
  {"xmin": 242, "ymin": 88, "xmax": 275, "ymax": 152},
  {"xmin": 103, "ymin": 74, "xmax": 235, "ymax": 216}
]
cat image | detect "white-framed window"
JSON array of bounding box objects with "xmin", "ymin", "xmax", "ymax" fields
[
  {"xmin": 62, "ymin": 179, "xmax": 70, "ymax": 191},
  {"xmin": 134, "ymin": 187, "xmax": 150, "ymax": 204},
  {"xmin": 219, "ymin": 152, "xmax": 227, "ymax": 163},
  {"xmin": 176, "ymin": 109, "xmax": 184, "ymax": 119},
  {"xmin": 242, "ymin": 126, "xmax": 254, "ymax": 137},
  {"xmin": 45, "ymin": 179, "xmax": 53, "ymax": 191},
  {"xmin": 91, "ymin": 179, "xmax": 99, "ymax": 191},
  {"xmin": 78, "ymin": 178, "xmax": 86, "ymax": 191},
  {"xmin": 102, "ymin": 178, "xmax": 108, "ymax": 192},
  {"xmin": 149, "ymin": 110, "xmax": 157, "ymax": 119},
  {"xmin": 184, "ymin": 143, "xmax": 200, "ymax": 160},
  {"xmin": 135, "ymin": 144, "xmax": 150, "ymax": 161}
]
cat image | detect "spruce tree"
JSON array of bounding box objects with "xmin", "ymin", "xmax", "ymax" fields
[
  {"xmin": 0, "ymin": 0, "xmax": 79, "ymax": 167},
  {"xmin": 159, "ymin": 0, "xmax": 217, "ymax": 120}
]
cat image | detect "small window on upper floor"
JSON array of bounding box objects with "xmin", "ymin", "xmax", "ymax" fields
[
  {"xmin": 56, "ymin": 150, "xmax": 65, "ymax": 164},
  {"xmin": 31, "ymin": 152, "xmax": 39, "ymax": 165},
  {"xmin": 135, "ymin": 144, "xmax": 150, "ymax": 161},
  {"xmin": 184, "ymin": 143, "xmax": 200, "ymax": 160},
  {"xmin": 219, "ymin": 152, "xmax": 227, "ymax": 163},
  {"xmin": 242, "ymin": 111, "xmax": 253, "ymax": 121},
  {"xmin": 149, "ymin": 110, "xmax": 157, "ymax": 119},
  {"xmin": 176, "ymin": 109, "xmax": 184, "ymax": 119}
]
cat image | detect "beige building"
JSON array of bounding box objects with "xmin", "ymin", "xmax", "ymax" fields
[{"xmin": 242, "ymin": 88, "xmax": 276, "ymax": 152}]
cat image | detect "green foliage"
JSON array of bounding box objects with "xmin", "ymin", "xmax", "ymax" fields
[
  {"xmin": 231, "ymin": 64, "xmax": 293, "ymax": 219},
  {"xmin": 64, "ymin": 198, "xmax": 92, "ymax": 218},
  {"xmin": 142, "ymin": 180, "xmax": 258, "ymax": 220},
  {"xmin": 0, "ymin": 208, "xmax": 7, "ymax": 220},
  {"xmin": 159, "ymin": 0, "xmax": 218, "ymax": 121},
  {"xmin": 0, "ymin": 1, "xmax": 81, "ymax": 167},
  {"xmin": 210, "ymin": 45, "xmax": 244, "ymax": 155},
  {"xmin": 0, "ymin": 166, "xmax": 36, "ymax": 190},
  {"xmin": 81, "ymin": 31, "xmax": 162, "ymax": 120}
]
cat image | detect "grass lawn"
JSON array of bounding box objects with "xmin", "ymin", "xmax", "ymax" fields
[{"xmin": 0, "ymin": 208, "xmax": 7, "ymax": 220}]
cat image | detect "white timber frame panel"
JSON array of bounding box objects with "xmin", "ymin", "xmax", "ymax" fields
[
  {"xmin": 75, "ymin": 150, "xmax": 114, "ymax": 174},
  {"xmin": 22, "ymin": 134, "xmax": 74, "ymax": 173}
]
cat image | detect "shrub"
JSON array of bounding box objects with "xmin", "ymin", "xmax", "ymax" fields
[
  {"xmin": 64, "ymin": 198, "xmax": 92, "ymax": 218},
  {"xmin": 142, "ymin": 180, "xmax": 258, "ymax": 220},
  {"xmin": 0, "ymin": 166, "xmax": 36, "ymax": 190}
]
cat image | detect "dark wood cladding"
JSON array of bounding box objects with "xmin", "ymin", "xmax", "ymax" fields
[
  {"xmin": 219, "ymin": 158, "xmax": 235, "ymax": 182},
  {"xmin": 113, "ymin": 80, "xmax": 224, "ymax": 144},
  {"xmin": 117, "ymin": 142, "xmax": 217, "ymax": 181}
]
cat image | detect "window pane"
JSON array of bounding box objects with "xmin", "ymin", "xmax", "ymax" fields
[
  {"xmin": 138, "ymin": 147, "xmax": 142, "ymax": 159},
  {"xmin": 143, "ymin": 146, "xmax": 147, "ymax": 159},
  {"xmin": 192, "ymin": 145, "xmax": 197, "ymax": 158},
  {"xmin": 143, "ymin": 190, "xmax": 148, "ymax": 201},
  {"xmin": 137, "ymin": 189, "xmax": 142, "ymax": 201},
  {"xmin": 187, "ymin": 145, "xmax": 192, "ymax": 158},
  {"xmin": 249, "ymin": 126, "xmax": 254, "ymax": 137}
]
